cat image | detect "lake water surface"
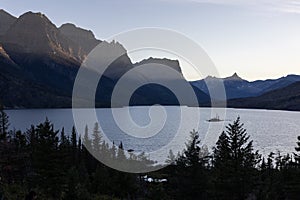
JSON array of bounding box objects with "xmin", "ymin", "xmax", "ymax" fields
[{"xmin": 6, "ymin": 107, "xmax": 300, "ymax": 162}]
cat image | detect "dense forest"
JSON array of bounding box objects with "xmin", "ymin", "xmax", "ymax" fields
[{"xmin": 0, "ymin": 106, "xmax": 300, "ymax": 200}]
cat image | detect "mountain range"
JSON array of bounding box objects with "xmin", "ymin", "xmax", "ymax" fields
[
  {"xmin": 0, "ymin": 9, "xmax": 299, "ymax": 111},
  {"xmin": 227, "ymin": 81, "xmax": 300, "ymax": 111},
  {"xmin": 191, "ymin": 73, "xmax": 300, "ymax": 99},
  {"xmin": 0, "ymin": 10, "xmax": 208, "ymax": 108},
  {"xmin": 191, "ymin": 73, "xmax": 300, "ymax": 111}
]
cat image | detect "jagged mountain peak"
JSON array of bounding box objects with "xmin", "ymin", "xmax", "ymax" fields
[
  {"xmin": 99, "ymin": 40, "xmax": 127, "ymax": 53},
  {"xmin": 135, "ymin": 57, "xmax": 182, "ymax": 74},
  {"xmin": 59, "ymin": 23, "xmax": 96, "ymax": 39},
  {"xmin": 0, "ymin": 9, "xmax": 17, "ymax": 36},
  {"xmin": 109, "ymin": 40, "xmax": 126, "ymax": 49},
  {"xmin": 232, "ymin": 72, "xmax": 239, "ymax": 77},
  {"xmin": 59, "ymin": 23, "xmax": 101, "ymax": 53},
  {"xmin": 0, "ymin": 9, "xmax": 15, "ymax": 17},
  {"xmin": 21, "ymin": 11, "xmax": 45, "ymax": 17},
  {"xmin": 18, "ymin": 11, "xmax": 53, "ymax": 25},
  {"xmin": 2, "ymin": 11, "xmax": 57, "ymax": 55},
  {"xmin": 2, "ymin": 11, "xmax": 87, "ymax": 63},
  {"xmin": 202, "ymin": 73, "xmax": 243, "ymax": 81},
  {"xmin": 204, "ymin": 75, "xmax": 218, "ymax": 80},
  {"xmin": 225, "ymin": 72, "xmax": 244, "ymax": 81},
  {"xmin": 5, "ymin": 11, "xmax": 57, "ymax": 41}
]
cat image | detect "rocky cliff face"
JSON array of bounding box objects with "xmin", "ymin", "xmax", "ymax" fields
[
  {"xmin": 0, "ymin": 10, "xmax": 208, "ymax": 108},
  {"xmin": 0, "ymin": 44, "xmax": 10, "ymax": 60},
  {"xmin": 0, "ymin": 9, "xmax": 16, "ymax": 36},
  {"xmin": 0, "ymin": 44, "xmax": 18, "ymax": 67},
  {"xmin": 3, "ymin": 12, "xmax": 85, "ymax": 63},
  {"xmin": 59, "ymin": 23, "xmax": 101, "ymax": 54},
  {"xmin": 135, "ymin": 57, "xmax": 183, "ymax": 76}
]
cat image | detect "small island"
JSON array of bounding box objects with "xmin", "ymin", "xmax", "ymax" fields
[{"xmin": 207, "ymin": 114, "xmax": 223, "ymax": 122}]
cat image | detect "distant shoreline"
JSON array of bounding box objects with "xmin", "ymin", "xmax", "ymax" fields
[{"xmin": 4, "ymin": 105, "xmax": 300, "ymax": 112}]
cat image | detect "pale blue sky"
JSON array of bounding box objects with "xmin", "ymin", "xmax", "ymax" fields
[{"xmin": 2, "ymin": 0, "xmax": 300, "ymax": 81}]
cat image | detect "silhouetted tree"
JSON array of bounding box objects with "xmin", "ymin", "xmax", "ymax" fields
[
  {"xmin": 294, "ymin": 136, "xmax": 300, "ymax": 166},
  {"xmin": 169, "ymin": 129, "xmax": 210, "ymax": 200},
  {"xmin": 212, "ymin": 117, "xmax": 260, "ymax": 200},
  {"xmin": 30, "ymin": 119, "xmax": 65, "ymax": 198},
  {"xmin": 92, "ymin": 123, "xmax": 102, "ymax": 155},
  {"xmin": 0, "ymin": 105, "xmax": 9, "ymax": 140},
  {"xmin": 1, "ymin": 113, "xmax": 300, "ymax": 200},
  {"xmin": 166, "ymin": 149, "xmax": 176, "ymax": 165}
]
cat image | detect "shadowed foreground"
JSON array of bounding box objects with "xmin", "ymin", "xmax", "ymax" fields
[{"xmin": 0, "ymin": 107, "xmax": 300, "ymax": 199}]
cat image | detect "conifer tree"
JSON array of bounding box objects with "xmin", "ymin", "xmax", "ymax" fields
[
  {"xmin": 166, "ymin": 149, "xmax": 176, "ymax": 165},
  {"xmin": 213, "ymin": 131, "xmax": 230, "ymax": 168},
  {"xmin": 117, "ymin": 141, "xmax": 126, "ymax": 160},
  {"xmin": 213, "ymin": 117, "xmax": 260, "ymax": 200},
  {"xmin": 71, "ymin": 126, "xmax": 77, "ymax": 150},
  {"xmin": 83, "ymin": 125, "xmax": 91, "ymax": 150},
  {"xmin": 92, "ymin": 122, "xmax": 102, "ymax": 155},
  {"xmin": 59, "ymin": 127, "xmax": 68, "ymax": 148},
  {"xmin": 31, "ymin": 119, "xmax": 65, "ymax": 198},
  {"xmin": 0, "ymin": 105, "xmax": 9, "ymax": 140},
  {"xmin": 294, "ymin": 136, "xmax": 300, "ymax": 166},
  {"xmin": 170, "ymin": 130, "xmax": 210, "ymax": 199}
]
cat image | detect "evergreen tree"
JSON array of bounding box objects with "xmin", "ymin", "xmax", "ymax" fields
[
  {"xmin": 117, "ymin": 141, "xmax": 126, "ymax": 161},
  {"xmin": 110, "ymin": 141, "xmax": 117, "ymax": 160},
  {"xmin": 177, "ymin": 129, "xmax": 202, "ymax": 167},
  {"xmin": 213, "ymin": 117, "xmax": 260, "ymax": 200},
  {"xmin": 77, "ymin": 134, "xmax": 82, "ymax": 163},
  {"xmin": 83, "ymin": 125, "xmax": 92, "ymax": 150},
  {"xmin": 70, "ymin": 126, "xmax": 78, "ymax": 165},
  {"xmin": 30, "ymin": 119, "xmax": 65, "ymax": 198},
  {"xmin": 166, "ymin": 149, "xmax": 176, "ymax": 165},
  {"xmin": 78, "ymin": 135, "xmax": 82, "ymax": 150},
  {"xmin": 71, "ymin": 126, "xmax": 77, "ymax": 150},
  {"xmin": 119, "ymin": 141, "xmax": 123, "ymax": 150},
  {"xmin": 92, "ymin": 123, "xmax": 102, "ymax": 154},
  {"xmin": 59, "ymin": 127, "xmax": 68, "ymax": 148},
  {"xmin": 260, "ymin": 157, "xmax": 267, "ymax": 170},
  {"xmin": 294, "ymin": 136, "xmax": 300, "ymax": 166},
  {"xmin": 82, "ymin": 125, "xmax": 94, "ymax": 173},
  {"xmin": 213, "ymin": 131, "xmax": 230, "ymax": 168},
  {"xmin": 169, "ymin": 130, "xmax": 210, "ymax": 199},
  {"xmin": 2, "ymin": 113, "xmax": 300, "ymax": 200},
  {"xmin": 0, "ymin": 105, "xmax": 9, "ymax": 140}
]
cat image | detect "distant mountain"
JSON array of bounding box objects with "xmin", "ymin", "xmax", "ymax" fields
[
  {"xmin": 191, "ymin": 73, "xmax": 300, "ymax": 100},
  {"xmin": 228, "ymin": 81, "xmax": 300, "ymax": 111},
  {"xmin": 250, "ymin": 74, "xmax": 300, "ymax": 94},
  {"xmin": 1, "ymin": 10, "xmax": 297, "ymax": 110},
  {"xmin": 129, "ymin": 57, "xmax": 209, "ymax": 106},
  {"xmin": 134, "ymin": 57, "xmax": 182, "ymax": 74},
  {"xmin": 191, "ymin": 73, "xmax": 261, "ymax": 99},
  {"xmin": 0, "ymin": 10, "xmax": 209, "ymax": 108}
]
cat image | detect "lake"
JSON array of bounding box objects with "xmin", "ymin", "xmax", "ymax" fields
[{"xmin": 6, "ymin": 107, "xmax": 300, "ymax": 163}]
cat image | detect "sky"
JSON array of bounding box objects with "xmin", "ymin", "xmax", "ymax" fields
[{"xmin": 1, "ymin": 0, "xmax": 300, "ymax": 81}]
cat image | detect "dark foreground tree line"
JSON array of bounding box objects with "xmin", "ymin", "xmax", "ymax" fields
[{"xmin": 0, "ymin": 106, "xmax": 300, "ymax": 199}]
